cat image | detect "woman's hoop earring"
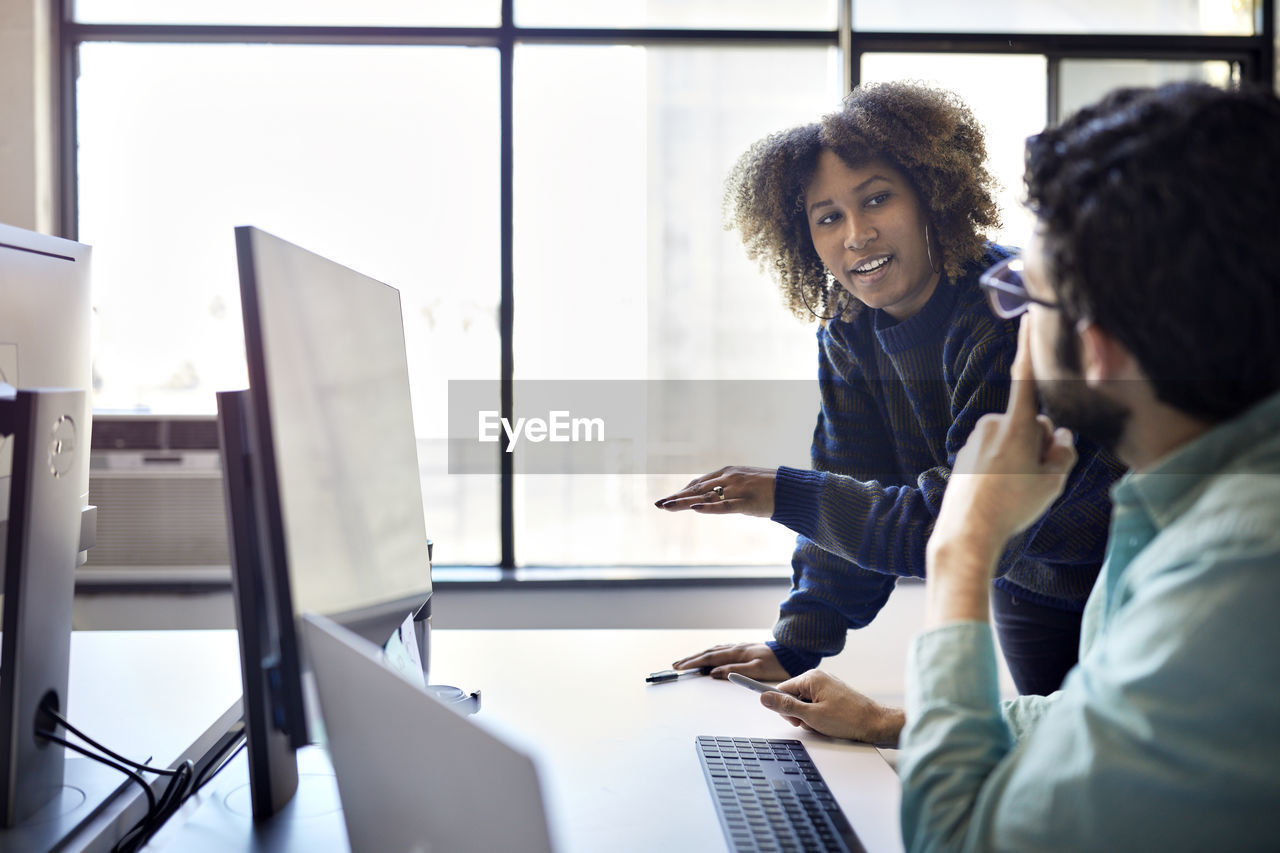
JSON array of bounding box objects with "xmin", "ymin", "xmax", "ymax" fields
[
  {"xmin": 800, "ymin": 272, "xmax": 844, "ymax": 321},
  {"xmin": 925, "ymin": 223, "xmax": 940, "ymax": 274}
]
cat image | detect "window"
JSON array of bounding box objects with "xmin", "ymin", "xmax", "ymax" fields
[
  {"xmin": 511, "ymin": 44, "xmax": 837, "ymax": 564},
  {"xmin": 851, "ymin": 0, "xmax": 1255, "ymax": 34},
  {"xmin": 77, "ymin": 42, "xmax": 504, "ymax": 564},
  {"xmin": 62, "ymin": 1, "xmax": 1273, "ymax": 569}
]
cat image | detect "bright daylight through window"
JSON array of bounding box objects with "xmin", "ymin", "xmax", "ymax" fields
[{"xmin": 68, "ymin": 0, "xmax": 1262, "ymax": 568}]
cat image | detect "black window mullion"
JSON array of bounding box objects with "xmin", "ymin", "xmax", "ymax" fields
[
  {"xmin": 1046, "ymin": 54, "xmax": 1060, "ymax": 126},
  {"xmin": 511, "ymin": 27, "xmax": 834, "ymax": 47},
  {"xmin": 848, "ymin": 31, "xmax": 1267, "ymax": 56},
  {"xmin": 59, "ymin": 22, "xmax": 503, "ymax": 46},
  {"xmin": 499, "ymin": 0, "xmax": 516, "ymax": 570},
  {"xmin": 840, "ymin": 0, "xmax": 854, "ymax": 93},
  {"xmin": 57, "ymin": 0, "xmax": 78, "ymax": 240},
  {"xmin": 1260, "ymin": 0, "xmax": 1276, "ymax": 88}
]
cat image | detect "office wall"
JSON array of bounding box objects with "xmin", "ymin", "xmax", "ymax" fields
[{"xmin": 0, "ymin": 0, "xmax": 57, "ymax": 233}]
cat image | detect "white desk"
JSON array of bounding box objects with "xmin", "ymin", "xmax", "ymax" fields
[
  {"xmin": 429, "ymin": 629, "xmax": 904, "ymax": 853},
  {"xmin": 64, "ymin": 630, "xmax": 243, "ymax": 769},
  {"xmin": 50, "ymin": 628, "xmax": 905, "ymax": 852}
]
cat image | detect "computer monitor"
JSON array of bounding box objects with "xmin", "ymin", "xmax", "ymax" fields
[
  {"xmin": 0, "ymin": 226, "xmax": 122, "ymax": 843},
  {"xmin": 0, "ymin": 223, "xmax": 93, "ymax": 553},
  {"xmin": 217, "ymin": 226, "xmax": 433, "ymax": 820}
]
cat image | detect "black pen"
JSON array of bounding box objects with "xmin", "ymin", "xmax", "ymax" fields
[{"xmin": 645, "ymin": 666, "xmax": 713, "ymax": 684}]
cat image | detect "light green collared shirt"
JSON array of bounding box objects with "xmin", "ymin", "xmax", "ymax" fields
[{"xmin": 898, "ymin": 390, "xmax": 1280, "ymax": 852}]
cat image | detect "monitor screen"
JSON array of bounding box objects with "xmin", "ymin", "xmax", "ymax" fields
[
  {"xmin": 217, "ymin": 226, "xmax": 433, "ymax": 820},
  {"xmin": 239, "ymin": 226, "xmax": 431, "ymax": 621}
]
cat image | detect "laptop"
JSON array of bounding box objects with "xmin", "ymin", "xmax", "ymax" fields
[{"xmin": 300, "ymin": 613, "xmax": 556, "ymax": 853}]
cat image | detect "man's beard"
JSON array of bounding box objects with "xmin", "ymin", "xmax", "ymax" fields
[
  {"xmin": 1037, "ymin": 379, "xmax": 1129, "ymax": 454},
  {"xmin": 1038, "ymin": 316, "xmax": 1131, "ymax": 454},
  {"xmin": 1036, "ymin": 325, "xmax": 1132, "ymax": 456},
  {"xmin": 1039, "ymin": 315, "xmax": 1131, "ymax": 450}
]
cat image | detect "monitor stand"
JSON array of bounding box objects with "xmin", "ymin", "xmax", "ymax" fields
[
  {"xmin": 0, "ymin": 390, "xmax": 139, "ymax": 847},
  {"xmin": 0, "ymin": 758, "xmax": 134, "ymax": 851},
  {"xmin": 147, "ymin": 745, "xmax": 350, "ymax": 852}
]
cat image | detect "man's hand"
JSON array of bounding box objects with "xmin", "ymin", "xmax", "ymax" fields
[
  {"xmin": 759, "ymin": 670, "xmax": 905, "ymax": 746},
  {"xmin": 671, "ymin": 642, "xmax": 790, "ymax": 681},
  {"xmin": 927, "ymin": 318, "xmax": 1078, "ymax": 625},
  {"xmin": 935, "ymin": 319, "xmax": 1078, "ymax": 550},
  {"xmin": 654, "ymin": 466, "xmax": 776, "ymax": 518}
]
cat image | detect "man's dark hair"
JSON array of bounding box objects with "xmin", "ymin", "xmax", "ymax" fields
[{"xmin": 1025, "ymin": 81, "xmax": 1280, "ymax": 422}]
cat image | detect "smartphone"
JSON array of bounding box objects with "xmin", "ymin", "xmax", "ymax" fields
[{"xmin": 727, "ymin": 672, "xmax": 786, "ymax": 696}]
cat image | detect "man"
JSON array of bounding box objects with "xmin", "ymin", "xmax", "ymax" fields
[{"xmin": 755, "ymin": 81, "xmax": 1280, "ymax": 849}]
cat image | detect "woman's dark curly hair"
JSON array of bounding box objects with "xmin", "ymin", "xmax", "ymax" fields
[
  {"xmin": 1025, "ymin": 81, "xmax": 1280, "ymax": 423},
  {"xmin": 723, "ymin": 81, "xmax": 1001, "ymax": 321}
]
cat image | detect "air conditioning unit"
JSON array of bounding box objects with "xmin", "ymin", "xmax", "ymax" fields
[{"xmin": 82, "ymin": 414, "xmax": 229, "ymax": 579}]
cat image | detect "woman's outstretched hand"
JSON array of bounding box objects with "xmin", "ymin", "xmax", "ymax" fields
[
  {"xmin": 671, "ymin": 642, "xmax": 790, "ymax": 681},
  {"xmin": 654, "ymin": 466, "xmax": 777, "ymax": 518}
]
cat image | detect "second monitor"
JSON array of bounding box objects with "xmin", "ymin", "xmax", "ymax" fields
[{"xmin": 218, "ymin": 226, "xmax": 434, "ymax": 820}]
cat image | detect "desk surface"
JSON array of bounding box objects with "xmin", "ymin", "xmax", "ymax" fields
[
  {"xmin": 429, "ymin": 629, "xmax": 904, "ymax": 853},
  {"xmin": 59, "ymin": 628, "xmax": 904, "ymax": 853},
  {"xmin": 66, "ymin": 630, "xmax": 243, "ymax": 764}
]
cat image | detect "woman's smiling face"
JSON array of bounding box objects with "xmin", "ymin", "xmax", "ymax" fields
[{"xmin": 805, "ymin": 150, "xmax": 941, "ymax": 321}]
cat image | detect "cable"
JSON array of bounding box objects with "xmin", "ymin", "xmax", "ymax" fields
[
  {"xmin": 192, "ymin": 735, "xmax": 246, "ymax": 794},
  {"xmin": 40, "ymin": 705, "xmax": 246, "ymax": 852},
  {"xmin": 112, "ymin": 761, "xmax": 194, "ymax": 853},
  {"xmin": 35, "ymin": 730, "xmax": 157, "ymax": 815},
  {"xmin": 42, "ymin": 705, "xmax": 183, "ymax": 777},
  {"xmin": 37, "ymin": 705, "xmax": 197, "ymax": 853}
]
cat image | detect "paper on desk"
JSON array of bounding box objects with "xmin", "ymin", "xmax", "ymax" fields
[{"xmin": 381, "ymin": 611, "xmax": 427, "ymax": 690}]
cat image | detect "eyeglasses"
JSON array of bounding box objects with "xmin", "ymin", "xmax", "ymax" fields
[{"xmin": 978, "ymin": 255, "xmax": 1061, "ymax": 319}]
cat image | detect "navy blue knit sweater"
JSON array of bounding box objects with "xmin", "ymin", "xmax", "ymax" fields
[{"xmin": 766, "ymin": 244, "xmax": 1126, "ymax": 677}]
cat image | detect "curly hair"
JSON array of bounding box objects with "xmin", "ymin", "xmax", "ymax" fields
[
  {"xmin": 1025, "ymin": 82, "xmax": 1280, "ymax": 422},
  {"xmin": 723, "ymin": 81, "xmax": 1001, "ymax": 322}
]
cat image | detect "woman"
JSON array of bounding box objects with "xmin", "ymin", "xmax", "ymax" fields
[{"xmin": 656, "ymin": 81, "xmax": 1124, "ymax": 696}]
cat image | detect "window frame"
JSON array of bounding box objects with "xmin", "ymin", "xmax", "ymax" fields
[{"xmin": 56, "ymin": 0, "xmax": 1276, "ymax": 570}]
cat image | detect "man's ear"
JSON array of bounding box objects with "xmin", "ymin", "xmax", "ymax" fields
[{"xmin": 1077, "ymin": 320, "xmax": 1133, "ymax": 384}]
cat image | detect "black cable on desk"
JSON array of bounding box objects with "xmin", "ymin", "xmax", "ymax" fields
[
  {"xmin": 38, "ymin": 703, "xmax": 249, "ymax": 851},
  {"xmin": 34, "ymin": 730, "xmax": 157, "ymax": 815},
  {"xmin": 43, "ymin": 705, "xmax": 184, "ymax": 777},
  {"xmin": 37, "ymin": 703, "xmax": 197, "ymax": 853},
  {"xmin": 112, "ymin": 761, "xmax": 194, "ymax": 853}
]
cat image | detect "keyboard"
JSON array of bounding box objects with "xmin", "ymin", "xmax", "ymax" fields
[{"xmin": 696, "ymin": 735, "xmax": 865, "ymax": 853}]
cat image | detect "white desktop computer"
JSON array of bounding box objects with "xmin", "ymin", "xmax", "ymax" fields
[{"xmin": 0, "ymin": 224, "xmax": 125, "ymax": 847}]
